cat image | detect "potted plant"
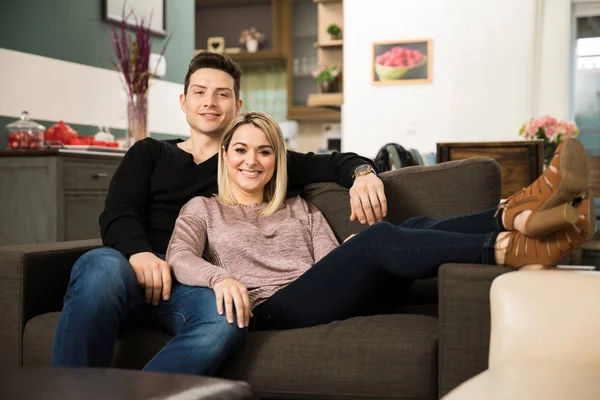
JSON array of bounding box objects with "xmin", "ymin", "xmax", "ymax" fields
[
  {"xmin": 311, "ymin": 64, "xmax": 341, "ymax": 93},
  {"xmin": 519, "ymin": 116, "xmax": 580, "ymax": 166},
  {"xmin": 327, "ymin": 23, "xmax": 342, "ymax": 40},
  {"xmin": 239, "ymin": 26, "xmax": 266, "ymax": 53}
]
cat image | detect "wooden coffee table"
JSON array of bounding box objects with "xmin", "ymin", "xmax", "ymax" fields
[{"xmin": 0, "ymin": 366, "xmax": 254, "ymax": 399}]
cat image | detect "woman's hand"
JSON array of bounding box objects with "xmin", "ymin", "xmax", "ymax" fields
[{"xmin": 213, "ymin": 278, "xmax": 252, "ymax": 328}]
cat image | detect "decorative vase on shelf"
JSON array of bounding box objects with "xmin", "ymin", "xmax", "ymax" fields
[
  {"xmin": 107, "ymin": 5, "xmax": 169, "ymax": 150},
  {"xmin": 246, "ymin": 39, "xmax": 259, "ymax": 53},
  {"xmin": 126, "ymin": 93, "xmax": 148, "ymax": 148},
  {"xmin": 319, "ymin": 81, "xmax": 336, "ymax": 94}
]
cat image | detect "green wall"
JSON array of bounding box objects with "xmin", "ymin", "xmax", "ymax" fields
[
  {"xmin": 0, "ymin": 0, "xmax": 194, "ymax": 84},
  {"xmin": 0, "ymin": 0, "xmax": 193, "ymax": 148}
]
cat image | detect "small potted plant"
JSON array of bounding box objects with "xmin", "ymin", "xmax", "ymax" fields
[
  {"xmin": 311, "ymin": 64, "xmax": 341, "ymax": 93},
  {"xmin": 327, "ymin": 23, "xmax": 342, "ymax": 40},
  {"xmin": 239, "ymin": 26, "xmax": 266, "ymax": 53}
]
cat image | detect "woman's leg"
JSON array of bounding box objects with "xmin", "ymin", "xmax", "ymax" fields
[
  {"xmin": 251, "ymin": 222, "xmax": 497, "ymax": 331},
  {"xmin": 400, "ymin": 207, "xmax": 505, "ymax": 234}
]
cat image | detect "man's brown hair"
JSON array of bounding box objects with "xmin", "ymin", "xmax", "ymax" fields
[{"xmin": 184, "ymin": 52, "xmax": 242, "ymax": 99}]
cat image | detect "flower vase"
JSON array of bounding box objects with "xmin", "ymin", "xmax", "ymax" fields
[
  {"xmin": 126, "ymin": 93, "xmax": 148, "ymax": 148},
  {"xmin": 543, "ymin": 141, "xmax": 558, "ymax": 168},
  {"xmin": 246, "ymin": 39, "xmax": 259, "ymax": 53}
]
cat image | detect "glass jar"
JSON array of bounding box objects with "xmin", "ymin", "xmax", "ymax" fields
[{"xmin": 6, "ymin": 111, "xmax": 46, "ymax": 150}]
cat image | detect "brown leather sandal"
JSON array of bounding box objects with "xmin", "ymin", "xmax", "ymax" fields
[
  {"xmin": 498, "ymin": 138, "xmax": 589, "ymax": 237},
  {"xmin": 501, "ymin": 191, "xmax": 596, "ymax": 269}
]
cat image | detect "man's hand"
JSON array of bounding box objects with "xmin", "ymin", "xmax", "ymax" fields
[
  {"xmin": 213, "ymin": 278, "xmax": 252, "ymax": 328},
  {"xmin": 349, "ymin": 173, "xmax": 387, "ymax": 225},
  {"xmin": 129, "ymin": 252, "xmax": 172, "ymax": 306}
]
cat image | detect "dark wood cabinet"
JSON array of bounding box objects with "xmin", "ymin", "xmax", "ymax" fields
[
  {"xmin": 195, "ymin": 0, "xmax": 287, "ymax": 64},
  {"xmin": 437, "ymin": 141, "xmax": 543, "ymax": 199},
  {"xmin": 0, "ymin": 150, "xmax": 123, "ymax": 245},
  {"xmin": 194, "ymin": 0, "xmax": 341, "ymax": 122}
]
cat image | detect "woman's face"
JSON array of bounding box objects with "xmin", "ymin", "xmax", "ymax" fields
[{"xmin": 223, "ymin": 124, "xmax": 276, "ymax": 202}]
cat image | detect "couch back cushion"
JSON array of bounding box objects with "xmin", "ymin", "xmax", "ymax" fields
[{"xmin": 302, "ymin": 157, "xmax": 501, "ymax": 243}]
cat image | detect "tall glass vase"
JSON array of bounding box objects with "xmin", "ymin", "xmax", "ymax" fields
[{"xmin": 126, "ymin": 93, "xmax": 148, "ymax": 148}]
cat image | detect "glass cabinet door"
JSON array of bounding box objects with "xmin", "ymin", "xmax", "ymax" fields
[
  {"xmin": 291, "ymin": 0, "xmax": 318, "ymax": 108},
  {"xmin": 286, "ymin": 0, "xmax": 339, "ymax": 121}
]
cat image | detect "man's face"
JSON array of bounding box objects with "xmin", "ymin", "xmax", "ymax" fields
[{"xmin": 180, "ymin": 68, "xmax": 242, "ymax": 137}]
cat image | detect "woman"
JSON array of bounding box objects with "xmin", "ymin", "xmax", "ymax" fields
[{"xmin": 166, "ymin": 112, "xmax": 595, "ymax": 332}]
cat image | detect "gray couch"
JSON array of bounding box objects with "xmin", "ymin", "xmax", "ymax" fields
[{"xmin": 0, "ymin": 157, "xmax": 514, "ymax": 399}]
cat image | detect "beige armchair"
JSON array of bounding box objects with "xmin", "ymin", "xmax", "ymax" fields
[{"xmin": 443, "ymin": 270, "xmax": 600, "ymax": 399}]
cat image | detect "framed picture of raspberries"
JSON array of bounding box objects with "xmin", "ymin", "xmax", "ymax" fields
[{"xmin": 372, "ymin": 39, "xmax": 432, "ymax": 85}]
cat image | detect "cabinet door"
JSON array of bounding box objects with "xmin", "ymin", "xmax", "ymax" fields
[
  {"xmin": 63, "ymin": 194, "xmax": 106, "ymax": 240},
  {"xmin": 59, "ymin": 157, "xmax": 121, "ymax": 241},
  {"xmin": 0, "ymin": 157, "xmax": 58, "ymax": 245},
  {"xmin": 286, "ymin": 0, "xmax": 339, "ymax": 121}
]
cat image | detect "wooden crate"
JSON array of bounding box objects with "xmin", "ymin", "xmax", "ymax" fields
[{"xmin": 437, "ymin": 141, "xmax": 543, "ymax": 199}]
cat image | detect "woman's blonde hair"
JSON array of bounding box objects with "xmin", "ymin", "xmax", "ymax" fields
[{"xmin": 217, "ymin": 112, "xmax": 288, "ymax": 216}]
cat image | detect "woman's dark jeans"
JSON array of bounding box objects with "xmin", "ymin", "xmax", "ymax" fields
[{"xmin": 251, "ymin": 207, "xmax": 503, "ymax": 331}]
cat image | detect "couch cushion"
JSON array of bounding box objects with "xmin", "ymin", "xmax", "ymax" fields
[
  {"xmin": 25, "ymin": 312, "xmax": 438, "ymax": 400},
  {"xmin": 302, "ymin": 182, "xmax": 361, "ymax": 244},
  {"xmin": 23, "ymin": 312, "xmax": 173, "ymax": 369},
  {"xmin": 302, "ymin": 158, "xmax": 501, "ymax": 244},
  {"xmin": 220, "ymin": 314, "xmax": 438, "ymax": 399}
]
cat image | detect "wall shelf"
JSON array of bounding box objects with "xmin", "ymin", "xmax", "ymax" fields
[
  {"xmin": 194, "ymin": 49, "xmax": 286, "ymax": 63},
  {"xmin": 307, "ymin": 92, "xmax": 343, "ymax": 107},
  {"xmin": 314, "ymin": 40, "xmax": 343, "ymax": 48},
  {"xmin": 307, "ymin": 0, "xmax": 343, "ymax": 114},
  {"xmin": 288, "ymin": 106, "xmax": 340, "ymax": 121},
  {"xmin": 195, "ymin": 0, "xmax": 286, "ymax": 65}
]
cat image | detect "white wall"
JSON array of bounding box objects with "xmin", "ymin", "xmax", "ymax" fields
[
  {"xmin": 343, "ymin": 0, "xmax": 574, "ymax": 156},
  {"xmin": 0, "ymin": 48, "xmax": 189, "ymax": 136}
]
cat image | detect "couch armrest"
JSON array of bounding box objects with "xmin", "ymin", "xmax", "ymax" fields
[
  {"xmin": 0, "ymin": 239, "xmax": 101, "ymax": 367},
  {"xmin": 437, "ymin": 263, "xmax": 514, "ymax": 398}
]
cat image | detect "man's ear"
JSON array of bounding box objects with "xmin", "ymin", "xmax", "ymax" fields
[
  {"xmin": 235, "ymin": 98, "xmax": 243, "ymax": 115},
  {"xmin": 179, "ymin": 93, "xmax": 186, "ymax": 113}
]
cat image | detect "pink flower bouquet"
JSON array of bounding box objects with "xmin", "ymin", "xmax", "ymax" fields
[
  {"xmin": 519, "ymin": 115, "xmax": 580, "ymax": 165},
  {"xmin": 311, "ymin": 64, "xmax": 341, "ymax": 84}
]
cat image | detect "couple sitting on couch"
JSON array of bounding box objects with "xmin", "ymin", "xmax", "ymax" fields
[{"xmin": 51, "ymin": 51, "xmax": 595, "ymax": 376}]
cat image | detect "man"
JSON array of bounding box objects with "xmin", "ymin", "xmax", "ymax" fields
[{"xmin": 51, "ymin": 52, "xmax": 386, "ymax": 375}]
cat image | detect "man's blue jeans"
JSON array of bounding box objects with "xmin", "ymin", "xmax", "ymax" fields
[{"xmin": 51, "ymin": 247, "xmax": 245, "ymax": 375}]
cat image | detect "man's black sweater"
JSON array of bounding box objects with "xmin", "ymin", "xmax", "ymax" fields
[{"xmin": 99, "ymin": 138, "xmax": 374, "ymax": 257}]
